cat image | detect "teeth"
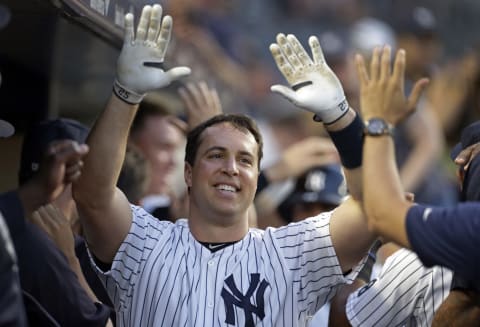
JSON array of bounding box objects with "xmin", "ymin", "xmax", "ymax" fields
[{"xmin": 217, "ymin": 184, "xmax": 236, "ymax": 192}]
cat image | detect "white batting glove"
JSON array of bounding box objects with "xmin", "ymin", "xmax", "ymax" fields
[
  {"xmin": 114, "ymin": 4, "xmax": 191, "ymax": 104},
  {"xmin": 270, "ymin": 33, "xmax": 348, "ymax": 124}
]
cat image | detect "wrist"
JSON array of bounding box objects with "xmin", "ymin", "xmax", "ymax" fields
[
  {"xmin": 313, "ymin": 98, "xmax": 349, "ymax": 125},
  {"xmin": 113, "ymin": 79, "xmax": 146, "ymax": 105},
  {"xmin": 326, "ymin": 111, "xmax": 364, "ymax": 169}
]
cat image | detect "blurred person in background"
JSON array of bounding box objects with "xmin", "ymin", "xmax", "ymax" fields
[
  {"xmin": 390, "ymin": 6, "xmax": 457, "ymax": 205},
  {"xmin": 2, "ymin": 118, "xmax": 112, "ymax": 326}
]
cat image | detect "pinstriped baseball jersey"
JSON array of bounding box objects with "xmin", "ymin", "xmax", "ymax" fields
[
  {"xmin": 346, "ymin": 248, "xmax": 452, "ymax": 327},
  {"xmin": 91, "ymin": 205, "xmax": 365, "ymax": 327}
]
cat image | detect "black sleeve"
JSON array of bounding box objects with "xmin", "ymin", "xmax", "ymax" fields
[{"xmin": 1, "ymin": 191, "xmax": 112, "ymax": 327}]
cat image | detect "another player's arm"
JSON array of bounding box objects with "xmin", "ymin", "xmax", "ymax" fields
[
  {"xmin": 73, "ymin": 4, "xmax": 190, "ymax": 263},
  {"xmin": 432, "ymin": 289, "xmax": 480, "ymax": 327},
  {"xmin": 356, "ymin": 46, "xmax": 429, "ymax": 247}
]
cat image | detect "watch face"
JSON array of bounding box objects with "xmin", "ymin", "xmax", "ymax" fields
[{"xmin": 366, "ymin": 118, "xmax": 391, "ymax": 136}]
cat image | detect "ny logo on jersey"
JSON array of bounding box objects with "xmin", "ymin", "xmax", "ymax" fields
[{"xmin": 221, "ymin": 273, "xmax": 269, "ymax": 327}]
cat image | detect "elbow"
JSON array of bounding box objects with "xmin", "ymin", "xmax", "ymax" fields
[{"xmin": 364, "ymin": 204, "xmax": 383, "ymax": 235}]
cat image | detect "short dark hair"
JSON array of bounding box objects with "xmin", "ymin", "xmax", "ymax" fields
[
  {"xmin": 130, "ymin": 100, "xmax": 171, "ymax": 136},
  {"xmin": 185, "ymin": 114, "xmax": 263, "ymax": 169}
]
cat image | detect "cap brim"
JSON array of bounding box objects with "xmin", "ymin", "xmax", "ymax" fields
[{"xmin": 0, "ymin": 119, "xmax": 14, "ymax": 137}]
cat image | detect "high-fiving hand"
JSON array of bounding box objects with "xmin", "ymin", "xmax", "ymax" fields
[
  {"xmin": 114, "ymin": 4, "xmax": 191, "ymax": 104},
  {"xmin": 269, "ymin": 33, "xmax": 349, "ymax": 124},
  {"xmin": 355, "ymin": 46, "xmax": 429, "ymax": 125}
]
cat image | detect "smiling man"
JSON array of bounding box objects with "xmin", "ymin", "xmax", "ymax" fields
[{"xmin": 72, "ymin": 4, "xmax": 383, "ymax": 326}]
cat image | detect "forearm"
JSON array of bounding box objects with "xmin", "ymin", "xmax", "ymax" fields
[
  {"xmin": 74, "ymin": 94, "xmax": 137, "ymax": 211},
  {"xmin": 432, "ymin": 290, "xmax": 480, "ymax": 327},
  {"xmin": 328, "ymin": 279, "xmax": 365, "ymax": 327},
  {"xmin": 363, "ymin": 135, "xmax": 411, "ymax": 247}
]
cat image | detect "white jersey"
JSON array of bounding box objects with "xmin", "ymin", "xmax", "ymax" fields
[
  {"xmin": 91, "ymin": 205, "xmax": 364, "ymax": 327},
  {"xmin": 346, "ymin": 248, "xmax": 452, "ymax": 327}
]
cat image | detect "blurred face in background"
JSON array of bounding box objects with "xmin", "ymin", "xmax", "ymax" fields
[
  {"xmin": 397, "ymin": 34, "xmax": 442, "ymax": 78},
  {"xmin": 131, "ymin": 116, "xmax": 185, "ymax": 196}
]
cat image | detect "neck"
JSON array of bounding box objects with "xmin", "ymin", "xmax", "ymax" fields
[{"xmin": 188, "ymin": 211, "xmax": 249, "ymax": 242}]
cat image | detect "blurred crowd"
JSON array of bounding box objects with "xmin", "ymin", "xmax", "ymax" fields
[{"xmin": 2, "ymin": 0, "xmax": 480, "ymax": 326}]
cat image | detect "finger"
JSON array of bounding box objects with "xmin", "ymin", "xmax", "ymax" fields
[
  {"xmin": 280, "ymin": 34, "xmax": 302, "ymax": 71},
  {"xmin": 123, "ymin": 13, "xmax": 135, "ymax": 45},
  {"xmin": 198, "ymin": 82, "xmax": 222, "ymax": 114},
  {"xmin": 30, "ymin": 210, "xmax": 49, "ymax": 233},
  {"xmin": 193, "ymin": 82, "xmax": 209, "ymax": 107},
  {"xmin": 146, "ymin": 4, "xmax": 162, "ymax": 43},
  {"xmin": 37, "ymin": 205, "xmax": 58, "ymax": 229},
  {"xmin": 210, "ymin": 87, "xmax": 222, "ymax": 114},
  {"xmin": 308, "ymin": 36, "xmax": 325, "ymax": 65},
  {"xmin": 379, "ymin": 45, "xmax": 391, "ymax": 83},
  {"xmin": 276, "ymin": 34, "xmax": 301, "ymax": 75},
  {"xmin": 157, "ymin": 15, "xmax": 172, "ymax": 58},
  {"xmin": 183, "ymin": 82, "xmax": 203, "ymax": 111},
  {"xmin": 354, "ymin": 53, "xmax": 369, "ymax": 87},
  {"xmin": 178, "ymin": 87, "xmax": 196, "ymax": 112},
  {"xmin": 51, "ymin": 205, "xmax": 71, "ymax": 226},
  {"xmin": 136, "ymin": 5, "xmax": 152, "ymax": 43},
  {"xmin": 166, "ymin": 66, "xmax": 191, "ymax": 81},
  {"xmin": 51, "ymin": 142, "xmax": 89, "ymax": 164},
  {"xmin": 465, "ymin": 147, "xmax": 480, "ymax": 171},
  {"xmin": 287, "ymin": 34, "xmax": 313, "ymax": 66},
  {"xmin": 392, "ymin": 49, "xmax": 406, "ymax": 88},
  {"xmin": 370, "ymin": 46, "xmax": 381, "ymax": 81},
  {"xmin": 405, "ymin": 192, "xmax": 415, "ymax": 202},
  {"xmin": 65, "ymin": 160, "xmax": 83, "ymax": 175},
  {"xmin": 269, "ymin": 43, "xmax": 295, "ymax": 84},
  {"xmin": 454, "ymin": 145, "xmax": 474, "ymax": 166},
  {"xmin": 65, "ymin": 161, "xmax": 83, "ymax": 183},
  {"xmin": 407, "ymin": 78, "xmax": 429, "ymax": 112}
]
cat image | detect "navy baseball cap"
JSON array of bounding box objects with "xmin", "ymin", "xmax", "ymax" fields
[
  {"xmin": 450, "ymin": 121, "xmax": 480, "ymax": 161},
  {"xmin": 462, "ymin": 154, "xmax": 480, "ymax": 202},
  {"xmin": 18, "ymin": 118, "xmax": 89, "ymax": 185},
  {"xmin": 290, "ymin": 164, "xmax": 346, "ymax": 206},
  {"xmin": 278, "ymin": 164, "xmax": 347, "ymax": 222},
  {"xmin": 393, "ymin": 6, "xmax": 438, "ymax": 38}
]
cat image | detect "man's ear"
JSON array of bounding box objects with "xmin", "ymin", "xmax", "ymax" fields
[{"xmin": 184, "ymin": 162, "xmax": 193, "ymax": 187}]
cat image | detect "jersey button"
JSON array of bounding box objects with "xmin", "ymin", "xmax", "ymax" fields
[
  {"xmin": 208, "ymin": 301, "xmax": 214, "ymax": 308},
  {"xmin": 208, "ymin": 260, "xmax": 215, "ymax": 266}
]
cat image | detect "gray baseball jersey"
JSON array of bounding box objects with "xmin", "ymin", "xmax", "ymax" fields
[
  {"xmin": 91, "ymin": 205, "xmax": 364, "ymax": 327},
  {"xmin": 346, "ymin": 248, "xmax": 452, "ymax": 327}
]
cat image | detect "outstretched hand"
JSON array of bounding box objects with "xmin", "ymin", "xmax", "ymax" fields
[
  {"xmin": 264, "ymin": 136, "xmax": 340, "ymax": 183},
  {"xmin": 269, "ymin": 33, "xmax": 349, "ymax": 124},
  {"xmin": 115, "ymin": 4, "xmax": 191, "ymax": 104},
  {"xmin": 355, "ymin": 46, "xmax": 429, "ymax": 125},
  {"xmin": 178, "ymin": 81, "xmax": 222, "ymax": 131}
]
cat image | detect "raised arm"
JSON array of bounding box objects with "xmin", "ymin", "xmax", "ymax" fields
[
  {"xmin": 269, "ymin": 34, "xmax": 371, "ymax": 271},
  {"xmin": 269, "ymin": 33, "xmax": 363, "ymax": 199},
  {"xmin": 72, "ymin": 4, "xmax": 190, "ymax": 263},
  {"xmin": 357, "ymin": 46, "xmax": 428, "ymax": 246}
]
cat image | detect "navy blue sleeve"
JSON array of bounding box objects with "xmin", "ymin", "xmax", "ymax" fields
[
  {"xmin": 0, "ymin": 191, "xmax": 112, "ymax": 327},
  {"xmin": 406, "ymin": 202, "xmax": 480, "ymax": 286}
]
